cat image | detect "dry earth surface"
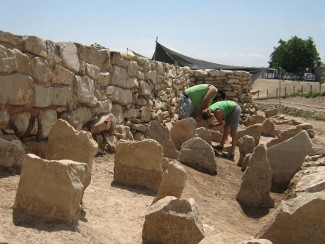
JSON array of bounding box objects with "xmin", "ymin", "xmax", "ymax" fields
[{"xmin": 1, "ymin": 78, "xmax": 325, "ymax": 244}]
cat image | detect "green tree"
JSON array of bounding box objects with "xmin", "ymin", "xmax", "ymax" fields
[{"xmin": 269, "ymin": 36, "xmax": 321, "ymax": 77}]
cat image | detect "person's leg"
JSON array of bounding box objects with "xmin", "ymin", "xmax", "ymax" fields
[
  {"xmin": 223, "ymin": 104, "xmax": 241, "ymax": 159},
  {"xmin": 220, "ymin": 125, "xmax": 230, "ymax": 147},
  {"xmin": 230, "ymin": 127, "xmax": 238, "ymax": 154}
]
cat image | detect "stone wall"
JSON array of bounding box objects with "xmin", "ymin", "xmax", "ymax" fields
[{"xmin": 0, "ymin": 30, "xmax": 252, "ymax": 142}]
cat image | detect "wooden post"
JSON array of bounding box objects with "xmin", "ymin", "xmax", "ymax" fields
[
  {"xmin": 257, "ymin": 90, "xmax": 260, "ymax": 99},
  {"xmin": 285, "ymin": 87, "xmax": 287, "ymax": 96},
  {"xmin": 302, "ymin": 85, "xmax": 304, "ymax": 94},
  {"xmin": 293, "ymin": 85, "xmax": 295, "ymax": 94},
  {"xmin": 276, "ymin": 88, "xmax": 278, "ymax": 97},
  {"xmin": 267, "ymin": 89, "xmax": 269, "ymax": 98},
  {"xmin": 310, "ymin": 84, "xmax": 312, "ymax": 93}
]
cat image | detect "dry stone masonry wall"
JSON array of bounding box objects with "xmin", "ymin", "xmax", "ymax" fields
[{"xmin": 0, "ymin": 30, "xmax": 252, "ymax": 142}]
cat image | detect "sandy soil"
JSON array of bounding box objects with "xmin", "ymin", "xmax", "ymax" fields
[
  {"xmin": 1, "ymin": 78, "xmax": 325, "ymax": 244},
  {"xmin": 2, "ymin": 127, "xmax": 325, "ymax": 244},
  {"xmin": 252, "ymin": 78, "xmax": 325, "ymax": 99}
]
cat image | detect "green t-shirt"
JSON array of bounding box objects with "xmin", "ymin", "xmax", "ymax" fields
[
  {"xmin": 185, "ymin": 84, "xmax": 215, "ymax": 109},
  {"xmin": 209, "ymin": 100, "xmax": 236, "ymax": 118}
]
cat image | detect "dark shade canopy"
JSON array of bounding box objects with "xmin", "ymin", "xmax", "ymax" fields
[{"xmin": 151, "ymin": 42, "xmax": 266, "ymax": 81}]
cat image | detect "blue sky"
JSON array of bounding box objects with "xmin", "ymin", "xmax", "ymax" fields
[{"xmin": 1, "ymin": 0, "xmax": 325, "ymax": 67}]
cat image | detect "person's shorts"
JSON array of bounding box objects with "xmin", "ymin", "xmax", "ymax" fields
[
  {"xmin": 179, "ymin": 93, "xmax": 196, "ymax": 119},
  {"xmin": 225, "ymin": 104, "xmax": 242, "ymax": 134}
]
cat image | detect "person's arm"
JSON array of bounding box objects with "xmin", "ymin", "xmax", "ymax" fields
[
  {"xmin": 209, "ymin": 109, "xmax": 224, "ymax": 127},
  {"xmin": 197, "ymin": 86, "xmax": 218, "ymax": 115}
]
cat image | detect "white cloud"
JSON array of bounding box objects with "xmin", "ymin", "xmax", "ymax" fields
[{"xmin": 321, "ymin": 22, "xmax": 325, "ymax": 27}]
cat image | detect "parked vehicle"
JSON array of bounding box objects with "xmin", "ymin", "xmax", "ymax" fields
[{"xmin": 304, "ymin": 73, "xmax": 315, "ymax": 81}]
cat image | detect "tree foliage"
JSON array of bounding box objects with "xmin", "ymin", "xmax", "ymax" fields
[{"xmin": 269, "ymin": 36, "xmax": 321, "ymax": 76}]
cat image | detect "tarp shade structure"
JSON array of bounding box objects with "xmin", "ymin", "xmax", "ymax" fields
[{"xmin": 151, "ymin": 41, "xmax": 267, "ymax": 81}]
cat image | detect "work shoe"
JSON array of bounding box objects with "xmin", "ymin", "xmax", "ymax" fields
[
  {"xmin": 212, "ymin": 145, "xmax": 224, "ymax": 151},
  {"xmin": 223, "ymin": 152, "xmax": 235, "ymax": 161}
]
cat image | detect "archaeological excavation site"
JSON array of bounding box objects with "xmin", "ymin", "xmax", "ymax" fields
[{"xmin": 0, "ymin": 30, "xmax": 324, "ymax": 244}]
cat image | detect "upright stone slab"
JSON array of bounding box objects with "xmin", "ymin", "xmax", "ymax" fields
[
  {"xmin": 148, "ymin": 120, "xmax": 179, "ymax": 159},
  {"xmin": 237, "ymin": 145, "xmax": 274, "ymax": 208},
  {"xmin": 142, "ymin": 196, "xmax": 204, "ymax": 244},
  {"xmin": 46, "ymin": 119, "xmax": 98, "ymax": 189},
  {"xmin": 267, "ymin": 130, "xmax": 313, "ymax": 190},
  {"xmin": 152, "ymin": 162, "xmax": 187, "ymax": 204},
  {"xmin": 266, "ymin": 125, "xmax": 302, "ymax": 148},
  {"xmin": 179, "ymin": 137, "xmax": 216, "ymax": 174},
  {"xmin": 237, "ymin": 135, "xmax": 255, "ymax": 168},
  {"xmin": 170, "ymin": 118, "xmax": 197, "ymax": 150},
  {"xmin": 114, "ymin": 139, "xmax": 163, "ymax": 193},
  {"xmin": 14, "ymin": 154, "xmax": 87, "ymax": 223},
  {"xmin": 238, "ymin": 124, "xmax": 263, "ymax": 146},
  {"xmin": 256, "ymin": 192, "xmax": 325, "ymax": 244}
]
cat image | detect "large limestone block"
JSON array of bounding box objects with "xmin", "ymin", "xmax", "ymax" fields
[
  {"xmin": 78, "ymin": 44, "xmax": 108, "ymax": 68},
  {"xmin": 110, "ymin": 66, "xmax": 127, "ymax": 86},
  {"xmin": 196, "ymin": 127, "xmax": 211, "ymax": 144},
  {"xmin": 267, "ymin": 130, "xmax": 313, "ymax": 190},
  {"xmin": 245, "ymin": 115, "xmax": 266, "ymax": 127},
  {"xmin": 14, "ymin": 154, "xmax": 87, "ymax": 223},
  {"xmin": 0, "ymin": 30, "xmax": 22, "ymax": 45},
  {"xmin": 31, "ymin": 57, "xmax": 52, "ymax": 83},
  {"xmin": 34, "ymin": 85, "xmax": 73, "ymax": 108},
  {"xmin": 127, "ymin": 60, "xmax": 138, "ymax": 77},
  {"xmin": 68, "ymin": 107, "xmax": 92, "ymax": 130},
  {"xmin": 264, "ymin": 108, "xmax": 278, "ymax": 118},
  {"xmin": 138, "ymin": 80, "xmax": 151, "ymax": 96},
  {"xmin": 237, "ymin": 135, "xmax": 255, "ymax": 168},
  {"xmin": 114, "ymin": 125, "xmax": 134, "ymax": 140},
  {"xmin": 38, "ymin": 109, "xmax": 57, "ymax": 139},
  {"xmin": 0, "ymin": 74, "xmax": 34, "ymax": 105},
  {"xmin": 237, "ymin": 145, "xmax": 274, "ymax": 208},
  {"xmin": 170, "ymin": 118, "xmax": 197, "ymax": 150},
  {"xmin": 111, "ymin": 86, "xmax": 133, "ymax": 105},
  {"xmin": 295, "ymin": 167, "xmax": 325, "ymax": 193},
  {"xmin": 52, "ymin": 64, "xmax": 75, "ymax": 85},
  {"xmin": 0, "ymin": 45, "xmax": 15, "ymax": 69},
  {"xmin": 152, "ymin": 162, "xmax": 187, "ymax": 204},
  {"xmin": 74, "ymin": 75, "xmax": 96, "ymax": 105},
  {"xmin": 262, "ymin": 119, "xmax": 276, "ymax": 137},
  {"xmin": 256, "ymin": 192, "xmax": 325, "ymax": 244},
  {"xmin": 23, "ymin": 35, "xmax": 47, "ymax": 57},
  {"xmin": 266, "ymin": 125, "xmax": 302, "ymax": 148},
  {"xmin": 179, "ymin": 137, "xmax": 216, "ymax": 175},
  {"xmin": 97, "ymin": 71, "xmax": 110, "ymax": 86},
  {"xmin": 142, "ymin": 197, "xmax": 204, "ymax": 244},
  {"xmin": 238, "ymin": 124, "xmax": 263, "ymax": 146},
  {"xmin": 114, "ymin": 139, "xmax": 163, "ymax": 193},
  {"xmin": 85, "ymin": 63, "xmax": 100, "ymax": 80},
  {"xmin": 46, "ymin": 119, "xmax": 98, "ymax": 189},
  {"xmin": 11, "ymin": 112, "xmax": 31, "ymax": 136},
  {"xmin": 0, "ymin": 138, "xmax": 26, "ymax": 168},
  {"xmin": 56, "ymin": 42, "xmax": 80, "ymax": 73},
  {"xmin": 148, "ymin": 120, "xmax": 179, "ymax": 160}
]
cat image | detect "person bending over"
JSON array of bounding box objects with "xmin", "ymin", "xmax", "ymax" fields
[
  {"xmin": 201, "ymin": 100, "xmax": 242, "ymax": 160},
  {"xmin": 179, "ymin": 84, "xmax": 225, "ymax": 121}
]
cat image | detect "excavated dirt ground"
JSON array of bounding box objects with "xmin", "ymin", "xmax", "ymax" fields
[{"xmin": 1, "ymin": 78, "xmax": 325, "ymax": 244}]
